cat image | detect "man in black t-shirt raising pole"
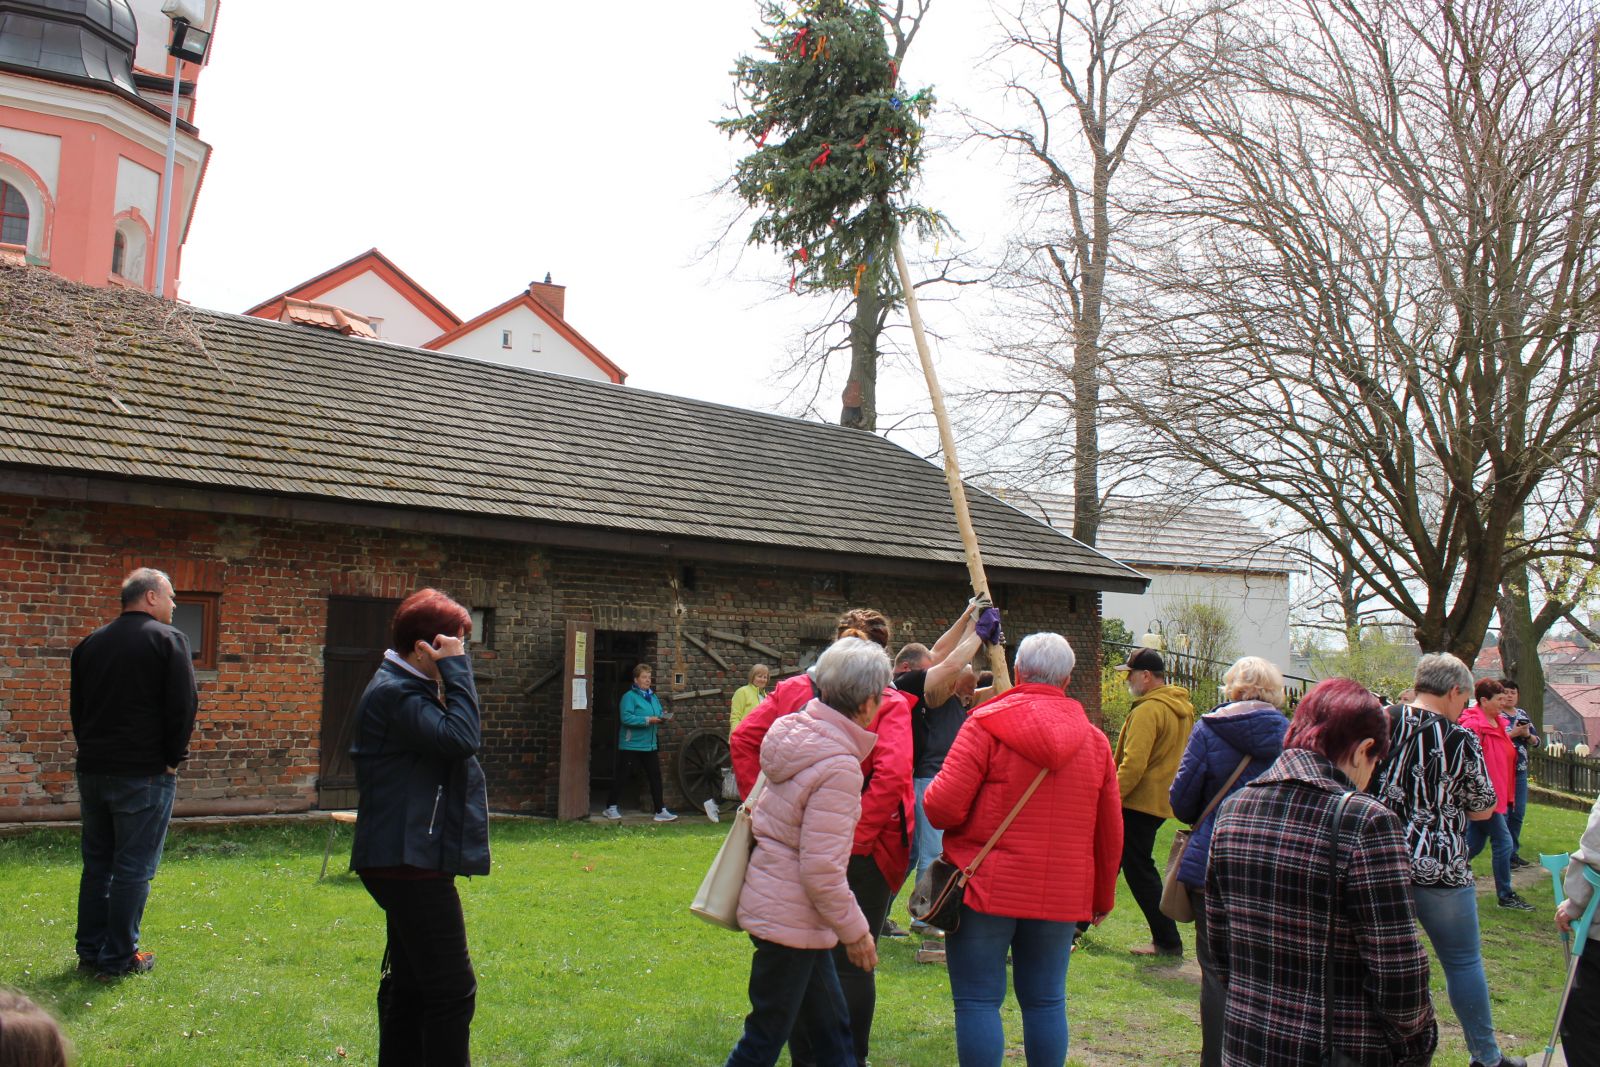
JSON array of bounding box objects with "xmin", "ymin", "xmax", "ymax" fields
[{"xmin": 890, "ymin": 600, "xmax": 983, "ymax": 936}]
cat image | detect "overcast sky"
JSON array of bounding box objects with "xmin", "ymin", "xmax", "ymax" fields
[{"xmin": 181, "ymin": 1, "xmax": 1024, "ymax": 438}]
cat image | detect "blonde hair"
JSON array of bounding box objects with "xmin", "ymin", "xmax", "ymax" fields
[
  {"xmin": 747, "ymin": 663, "xmax": 770, "ymax": 685},
  {"xmin": 1223, "ymin": 656, "xmax": 1287, "ymax": 708}
]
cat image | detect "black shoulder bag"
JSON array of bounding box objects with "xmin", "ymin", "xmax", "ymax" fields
[{"xmin": 1322, "ymin": 790, "xmax": 1362, "ymax": 1067}]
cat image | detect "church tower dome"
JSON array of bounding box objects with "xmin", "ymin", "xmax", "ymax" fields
[{"xmin": 0, "ymin": 0, "xmax": 140, "ymax": 96}]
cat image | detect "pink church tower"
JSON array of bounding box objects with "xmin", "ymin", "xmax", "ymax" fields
[{"xmin": 0, "ymin": 0, "xmax": 215, "ymax": 295}]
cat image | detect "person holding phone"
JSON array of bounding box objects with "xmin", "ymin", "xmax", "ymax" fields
[
  {"xmin": 349, "ymin": 588, "xmax": 489, "ymax": 1067},
  {"xmin": 603, "ymin": 664, "xmax": 676, "ymax": 822}
]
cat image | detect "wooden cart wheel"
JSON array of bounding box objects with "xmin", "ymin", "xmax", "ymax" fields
[{"xmin": 677, "ymin": 728, "xmax": 732, "ymax": 807}]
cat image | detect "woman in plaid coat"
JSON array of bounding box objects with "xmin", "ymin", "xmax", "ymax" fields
[{"xmin": 1206, "ymin": 679, "xmax": 1437, "ymax": 1066}]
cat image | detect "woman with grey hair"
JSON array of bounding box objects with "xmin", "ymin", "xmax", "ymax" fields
[
  {"xmin": 725, "ymin": 636, "xmax": 890, "ymax": 1067},
  {"xmin": 924, "ymin": 633, "xmax": 1124, "ymax": 1066},
  {"xmin": 1168, "ymin": 656, "xmax": 1290, "ymax": 1067}
]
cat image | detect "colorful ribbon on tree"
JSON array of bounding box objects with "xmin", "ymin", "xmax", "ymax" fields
[
  {"xmin": 853, "ymin": 263, "xmax": 867, "ymax": 295},
  {"xmin": 810, "ymin": 143, "xmax": 832, "ymax": 170}
]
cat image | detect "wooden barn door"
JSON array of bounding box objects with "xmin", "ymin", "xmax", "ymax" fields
[{"xmin": 319, "ymin": 597, "xmax": 400, "ymax": 810}]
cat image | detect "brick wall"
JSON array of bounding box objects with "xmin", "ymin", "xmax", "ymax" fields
[{"xmin": 0, "ymin": 492, "xmax": 1102, "ymax": 819}]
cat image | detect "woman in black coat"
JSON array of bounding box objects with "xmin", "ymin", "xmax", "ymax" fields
[{"xmin": 349, "ymin": 588, "xmax": 490, "ymax": 1066}]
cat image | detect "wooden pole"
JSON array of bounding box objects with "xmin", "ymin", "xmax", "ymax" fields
[{"xmin": 891, "ymin": 228, "xmax": 1012, "ymax": 692}]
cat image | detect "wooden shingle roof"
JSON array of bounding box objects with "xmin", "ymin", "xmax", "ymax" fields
[{"xmin": 0, "ymin": 269, "xmax": 1146, "ymax": 591}]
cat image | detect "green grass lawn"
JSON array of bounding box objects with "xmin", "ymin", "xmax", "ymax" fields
[{"xmin": 0, "ymin": 801, "xmax": 1589, "ymax": 1066}]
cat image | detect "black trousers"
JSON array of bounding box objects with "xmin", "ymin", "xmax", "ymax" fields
[
  {"xmin": 1566, "ymin": 936, "xmax": 1600, "ymax": 1067},
  {"xmin": 359, "ymin": 873, "xmax": 477, "ymax": 1067},
  {"xmin": 1121, "ymin": 807, "xmax": 1182, "ymax": 952},
  {"xmin": 1192, "ymin": 888, "xmax": 1223, "ymax": 1067},
  {"xmin": 790, "ymin": 854, "xmax": 894, "ymax": 1067},
  {"xmin": 607, "ymin": 748, "xmax": 664, "ymax": 811},
  {"xmin": 725, "ymin": 936, "xmax": 853, "ymax": 1066}
]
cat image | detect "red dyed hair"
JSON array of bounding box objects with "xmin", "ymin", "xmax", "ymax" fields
[
  {"xmin": 836, "ymin": 608, "xmax": 891, "ymax": 649},
  {"xmin": 390, "ymin": 588, "xmax": 472, "ymax": 653},
  {"xmin": 1284, "ymin": 678, "xmax": 1391, "ymax": 766},
  {"xmin": 1474, "ymin": 677, "xmax": 1504, "ymax": 704}
]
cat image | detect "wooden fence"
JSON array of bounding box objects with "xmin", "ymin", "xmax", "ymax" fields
[
  {"xmin": 1103, "ymin": 642, "xmax": 1315, "ymax": 711},
  {"xmin": 1530, "ymin": 750, "xmax": 1600, "ymax": 799}
]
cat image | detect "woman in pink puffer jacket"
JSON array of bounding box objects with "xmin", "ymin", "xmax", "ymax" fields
[{"xmin": 725, "ymin": 636, "xmax": 890, "ymax": 1067}]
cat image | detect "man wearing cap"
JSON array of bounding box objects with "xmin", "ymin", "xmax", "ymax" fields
[{"xmin": 1114, "ymin": 647, "xmax": 1194, "ymax": 957}]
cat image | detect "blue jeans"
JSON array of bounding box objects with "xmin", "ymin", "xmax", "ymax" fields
[
  {"xmin": 1466, "ymin": 811, "xmax": 1514, "ymax": 897},
  {"xmin": 1507, "ymin": 764, "xmax": 1529, "ymax": 854},
  {"xmin": 945, "ymin": 905, "xmax": 1076, "ymax": 1067},
  {"xmin": 907, "ymin": 776, "xmax": 943, "ymax": 886},
  {"xmin": 75, "ymin": 772, "xmax": 177, "ymax": 972},
  {"xmin": 726, "ymin": 936, "xmax": 853, "ymax": 1067},
  {"xmin": 1410, "ymin": 884, "xmax": 1502, "ymax": 1066}
]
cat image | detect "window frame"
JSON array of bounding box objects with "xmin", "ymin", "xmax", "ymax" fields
[
  {"xmin": 173, "ymin": 592, "xmax": 220, "ymax": 670},
  {"xmin": 0, "ymin": 179, "xmax": 28, "ymax": 247},
  {"xmin": 501, "ymin": 329, "xmax": 513, "ymax": 349}
]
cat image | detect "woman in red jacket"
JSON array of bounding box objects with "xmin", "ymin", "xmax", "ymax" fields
[
  {"xmin": 924, "ymin": 632, "xmax": 1122, "ymax": 1067},
  {"xmin": 1461, "ymin": 678, "xmax": 1535, "ymax": 910}
]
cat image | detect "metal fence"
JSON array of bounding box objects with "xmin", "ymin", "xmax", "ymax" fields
[
  {"xmin": 1103, "ymin": 642, "xmax": 1316, "ymax": 711},
  {"xmin": 1530, "ymin": 750, "xmax": 1600, "ymax": 799}
]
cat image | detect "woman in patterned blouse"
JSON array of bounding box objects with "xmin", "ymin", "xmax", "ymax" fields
[{"xmin": 1206, "ymin": 678, "xmax": 1437, "ymax": 1066}]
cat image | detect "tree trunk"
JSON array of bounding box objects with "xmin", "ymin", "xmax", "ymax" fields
[
  {"xmin": 840, "ymin": 276, "xmax": 881, "ymax": 431},
  {"xmin": 1497, "ymin": 583, "xmax": 1548, "ymax": 731}
]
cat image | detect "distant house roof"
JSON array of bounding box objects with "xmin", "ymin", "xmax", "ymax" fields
[
  {"xmin": 244, "ymin": 248, "xmax": 462, "ymax": 335},
  {"xmin": 0, "ymin": 268, "xmax": 1147, "ymax": 592},
  {"xmin": 1475, "ymin": 646, "xmax": 1503, "ymax": 673},
  {"xmin": 276, "ymin": 297, "xmax": 379, "ymax": 338},
  {"xmin": 1551, "ymin": 684, "xmax": 1600, "ymax": 746},
  {"xmin": 990, "ymin": 489, "xmax": 1301, "ymax": 576},
  {"xmin": 422, "ymin": 289, "xmax": 627, "ymax": 385}
]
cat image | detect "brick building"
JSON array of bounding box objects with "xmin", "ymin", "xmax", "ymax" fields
[{"xmin": 0, "ymin": 268, "xmax": 1145, "ymax": 821}]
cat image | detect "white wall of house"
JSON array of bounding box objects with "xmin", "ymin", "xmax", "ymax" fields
[
  {"xmin": 316, "ymin": 271, "xmax": 444, "ymax": 347},
  {"xmin": 435, "ymin": 303, "xmax": 612, "ymax": 381},
  {"xmin": 1102, "ymin": 568, "xmax": 1293, "ymax": 673}
]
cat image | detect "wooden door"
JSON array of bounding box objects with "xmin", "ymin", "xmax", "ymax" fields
[
  {"xmin": 557, "ymin": 621, "xmax": 597, "ymax": 820},
  {"xmin": 319, "ymin": 597, "xmax": 400, "ymax": 810}
]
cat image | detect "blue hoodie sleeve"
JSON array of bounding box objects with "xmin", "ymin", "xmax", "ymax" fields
[
  {"xmin": 1169, "ymin": 720, "xmax": 1214, "ymax": 825},
  {"xmin": 620, "ymin": 690, "xmax": 653, "ymax": 726}
]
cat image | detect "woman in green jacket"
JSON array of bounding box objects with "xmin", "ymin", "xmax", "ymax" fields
[
  {"xmin": 730, "ymin": 663, "xmax": 771, "ymax": 730},
  {"xmin": 603, "ymin": 664, "xmax": 676, "ymax": 822}
]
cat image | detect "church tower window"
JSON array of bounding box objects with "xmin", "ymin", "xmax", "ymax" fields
[{"xmin": 0, "ymin": 180, "xmax": 28, "ymax": 246}]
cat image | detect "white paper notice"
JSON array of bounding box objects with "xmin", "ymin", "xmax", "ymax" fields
[{"xmin": 571, "ymin": 678, "xmax": 588, "ymax": 710}]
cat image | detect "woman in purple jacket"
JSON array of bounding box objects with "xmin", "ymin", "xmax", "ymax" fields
[{"xmin": 1168, "ymin": 656, "xmax": 1289, "ymax": 1067}]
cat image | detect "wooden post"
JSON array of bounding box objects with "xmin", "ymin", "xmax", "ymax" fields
[{"xmin": 891, "ymin": 229, "xmax": 1012, "ymax": 692}]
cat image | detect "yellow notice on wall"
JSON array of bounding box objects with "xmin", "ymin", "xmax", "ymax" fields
[{"xmin": 573, "ymin": 630, "xmax": 588, "ymax": 675}]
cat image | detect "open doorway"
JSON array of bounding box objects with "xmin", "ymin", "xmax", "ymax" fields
[{"xmin": 588, "ymin": 630, "xmax": 654, "ymax": 813}]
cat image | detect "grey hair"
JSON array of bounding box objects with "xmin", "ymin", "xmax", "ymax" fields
[
  {"xmin": 815, "ymin": 636, "xmax": 892, "ymax": 715},
  {"xmin": 120, "ymin": 567, "xmax": 172, "ymax": 607},
  {"xmin": 1413, "ymin": 652, "xmax": 1474, "ymax": 697},
  {"xmin": 1015, "ymin": 633, "xmax": 1076, "ymax": 687},
  {"xmin": 1223, "ymin": 656, "xmax": 1287, "ymax": 708}
]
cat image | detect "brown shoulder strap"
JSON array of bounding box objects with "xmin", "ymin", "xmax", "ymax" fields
[
  {"xmin": 965, "ymin": 767, "xmax": 1049, "ymax": 876},
  {"xmin": 1192, "ymin": 754, "xmax": 1254, "ymax": 829}
]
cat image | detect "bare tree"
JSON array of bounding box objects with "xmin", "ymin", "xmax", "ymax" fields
[
  {"xmin": 966, "ymin": 0, "xmax": 1236, "ymax": 543},
  {"xmin": 1118, "ymin": 0, "xmax": 1600, "ymax": 660}
]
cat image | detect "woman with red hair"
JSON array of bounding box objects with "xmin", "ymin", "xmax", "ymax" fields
[
  {"xmin": 1460, "ymin": 678, "xmax": 1534, "ymax": 911},
  {"xmin": 349, "ymin": 588, "xmax": 489, "ymax": 1066},
  {"xmin": 1205, "ymin": 678, "xmax": 1436, "ymax": 1066}
]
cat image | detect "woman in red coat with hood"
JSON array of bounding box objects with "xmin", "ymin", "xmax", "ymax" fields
[{"xmin": 925, "ymin": 632, "xmax": 1123, "ymax": 1067}]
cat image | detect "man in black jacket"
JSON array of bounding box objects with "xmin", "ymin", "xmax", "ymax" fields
[{"xmin": 71, "ymin": 568, "xmax": 198, "ymax": 980}]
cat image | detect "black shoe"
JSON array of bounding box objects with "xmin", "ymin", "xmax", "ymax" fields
[
  {"xmin": 1470, "ymin": 1055, "xmax": 1527, "ymax": 1067},
  {"xmin": 95, "ymin": 949, "xmax": 155, "ymax": 981},
  {"xmin": 1497, "ymin": 892, "xmax": 1535, "ymax": 912},
  {"xmin": 881, "ymin": 919, "xmax": 910, "ymax": 939},
  {"xmin": 1509, "ymin": 854, "xmax": 1532, "ymax": 869},
  {"xmin": 75, "ymin": 959, "xmax": 97, "ymax": 975}
]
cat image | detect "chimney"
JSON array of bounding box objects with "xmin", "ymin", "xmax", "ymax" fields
[{"xmin": 529, "ymin": 272, "xmax": 565, "ymax": 319}]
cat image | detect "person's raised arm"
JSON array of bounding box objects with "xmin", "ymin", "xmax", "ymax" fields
[
  {"xmin": 925, "ymin": 629, "xmax": 983, "ymax": 709},
  {"xmin": 927, "ymin": 601, "xmax": 979, "ymax": 663}
]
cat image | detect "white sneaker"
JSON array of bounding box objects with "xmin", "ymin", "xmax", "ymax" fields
[
  {"xmin": 703, "ymin": 798, "xmax": 720, "ymax": 823},
  {"xmin": 653, "ymin": 808, "xmax": 678, "ymax": 822},
  {"xmin": 601, "ymin": 805, "xmax": 621, "ymax": 821}
]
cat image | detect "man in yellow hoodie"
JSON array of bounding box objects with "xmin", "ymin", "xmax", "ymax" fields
[{"xmin": 1113, "ymin": 647, "xmax": 1195, "ymax": 957}]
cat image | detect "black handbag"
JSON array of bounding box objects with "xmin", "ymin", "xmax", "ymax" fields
[
  {"xmin": 908, "ymin": 767, "xmax": 1048, "ymax": 934},
  {"xmin": 1321, "ymin": 790, "xmax": 1362, "ymax": 1067}
]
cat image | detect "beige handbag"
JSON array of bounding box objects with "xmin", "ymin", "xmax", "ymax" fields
[
  {"xmin": 1159, "ymin": 755, "xmax": 1252, "ymax": 922},
  {"xmin": 689, "ymin": 772, "xmax": 766, "ymax": 930}
]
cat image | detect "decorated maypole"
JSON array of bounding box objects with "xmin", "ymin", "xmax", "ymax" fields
[{"xmin": 721, "ymin": 0, "xmax": 1012, "ymax": 690}]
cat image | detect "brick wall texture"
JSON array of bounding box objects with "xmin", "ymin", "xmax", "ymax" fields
[{"xmin": 0, "ymin": 492, "xmax": 1102, "ymax": 818}]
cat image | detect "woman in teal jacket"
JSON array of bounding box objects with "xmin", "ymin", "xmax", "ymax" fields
[{"xmin": 603, "ymin": 664, "xmax": 677, "ymax": 821}]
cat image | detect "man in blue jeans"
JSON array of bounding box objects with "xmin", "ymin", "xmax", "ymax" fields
[
  {"xmin": 1497, "ymin": 679, "xmax": 1539, "ymax": 868},
  {"xmin": 70, "ymin": 568, "xmax": 198, "ymax": 981},
  {"xmin": 1373, "ymin": 653, "xmax": 1526, "ymax": 1067}
]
